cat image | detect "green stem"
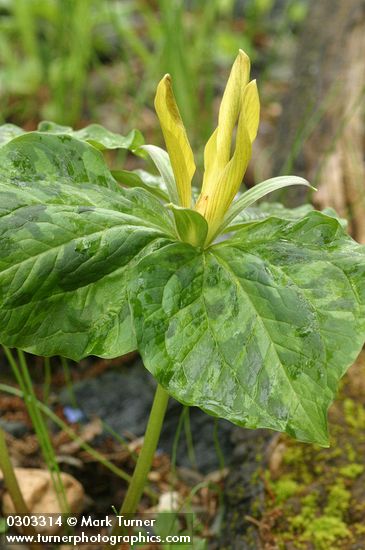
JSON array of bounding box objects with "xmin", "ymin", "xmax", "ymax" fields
[
  {"xmin": 111, "ymin": 384, "xmax": 169, "ymax": 535},
  {"xmin": 0, "ymin": 428, "xmax": 43, "ymax": 550},
  {"xmin": 0, "ymin": 428, "xmax": 28, "ymax": 513},
  {"xmin": 43, "ymin": 356, "xmax": 51, "ymax": 405}
]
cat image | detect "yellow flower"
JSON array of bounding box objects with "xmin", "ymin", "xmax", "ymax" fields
[
  {"xmin": 154, "ymin": 74, "xmax": 196, "ymax": 208},
  {"xmin": 154, "ymin": 49, "xmax": 260, "ymax": 243}
]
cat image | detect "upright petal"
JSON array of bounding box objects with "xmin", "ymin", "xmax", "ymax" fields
[
  {"xmin": 200, "ymin": 50, "xmax": 251, "ymax": 198},
  {"xmin": 197, "ymin": 108, "xmax": 252, "ymax": 241},
  {"xmin": 201, "ymin": 127, "xmax": 218, "ymax": 196},
  {"xmin": 243, "ymin": 79, "xmax": 260, "ymax": 142},
  {"xmin": 196, "ymin": 56, "xmax": 260, "ymax": 242},
  {"xmin": 154, "ymin": 75, "xmax": 196, "ymax": 207},
  {"xmin": 216, "ymin": 49, "xmax": 250, "ymax": 170}
]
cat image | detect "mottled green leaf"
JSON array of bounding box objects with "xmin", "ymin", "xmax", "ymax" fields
[
  {"xmin": 37, "ymin": 121, "xmax": 144, "ymax": 152},
  {"xmin": 0, "ymin": 134, "xmax": 174, "ymax": 359},
  {"xmin": 1, "ymin": 129, "xmax": 365, "ymax": 446},
  {"xmin": 112, "ymin": 169, "xmax": 169, "ymax": 201},
  {"xmin": 0, "ymin": 132, "xmax": 118, "ymax": 190},
  {"xmin": 129, "ymin": 212, "xmax": 365, "ymax": 445},
  {"xmin": 320, "ymin": 207, "xmax": 348, "ymax": 228}
]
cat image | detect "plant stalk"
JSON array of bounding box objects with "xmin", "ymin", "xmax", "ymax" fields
[
  {"xmin": 0, "ymin": 427, "xmax": 43, "ymax": 550},
  {"xmin": 111, "ymin": 384, "xmax": 169, "ymax": 536}
]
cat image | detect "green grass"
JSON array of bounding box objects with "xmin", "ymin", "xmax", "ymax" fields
[
  {"xmin": 0, "ymin": 381, "xmax": 158, "ymax": 499},
  {"xmin": 0, "ymin": 0, "xmax": 307, "ymax": 147},
  {"xmin": 3, "ymin": 346, "xmax": 70, "ymax": 512}
]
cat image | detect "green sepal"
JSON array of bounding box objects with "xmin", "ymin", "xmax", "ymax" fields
[
  {"xmin": 140, "ymin": 144, "xmax": 180, "ymax": 205},
  {"xmin": 223, "ymin": 203, "xmax": 348, "ymax": 233},
  {"xmin": 166, "ymin": 204, "xmax": 208, "ymax": 247},
  {"xmin": 218, "ymin": 176, "xmax": 314, "ymax": 237}
]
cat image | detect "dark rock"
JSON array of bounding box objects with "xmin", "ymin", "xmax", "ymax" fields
[
  {"xmin": 0, "ymin": 419, "xmax": 28, "ymax": 438},
  {"xmin": 59, "ymin": 362, "xmax": 155, "ymax": 436},
  {"xmin": 59, "ymin": 360, "xmax": 235, "ymax": 472},
  {"xmin": 219, "ymin": 429, "xmax": 274, "ymax": 549}
]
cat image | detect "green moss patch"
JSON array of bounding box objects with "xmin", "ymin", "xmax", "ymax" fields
[{"xmin": 258, "ymin": 353, "xmax": 365, "ymax": 549}]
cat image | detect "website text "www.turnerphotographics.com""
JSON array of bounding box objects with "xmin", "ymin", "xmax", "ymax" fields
[
  {"xmin": 4, "ymin": 531, "xmax": 192, "ymax": 547},
  {"xmin": 3, "ymin": 513, "xmax": 193, "ymax": 546}
]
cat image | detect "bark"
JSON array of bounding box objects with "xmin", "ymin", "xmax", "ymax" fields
[{"xmin": 272, "ymin": 0, "xmax": 365, "ymax": 242}]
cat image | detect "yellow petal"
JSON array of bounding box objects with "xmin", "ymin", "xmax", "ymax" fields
[
  {"xmin": 196, "ymin": 106, "xmax": 252, "ymax": 240},
  {"xmin": 154, "ymin": 74, "xmax": 196, "ymax": 207},
  {"xmin": 195, "ymin": 51, "xmax": 259, "ymax": 243},
  {"xmin": 201, "ymin": 127, "xmax": 218, "ymax": 196},
  {"xmin": 216, "ymin": 49, "xmax": 250, "ymax": 170},
  {"xmin": 243, "ymin": 79, "xmax": 260, "ymax": 142},
  {"xmin": 200, "ymin": 50, "xmax": 251, "ymax": 198}
]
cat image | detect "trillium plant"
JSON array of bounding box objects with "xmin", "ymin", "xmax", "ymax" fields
[{"xmin": 1, "ymin": 50, "xmax": 365, "ymax": 518}]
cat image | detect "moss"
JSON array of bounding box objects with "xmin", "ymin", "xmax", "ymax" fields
[
  {"xmin": 313, "ymin": 463, "xmax": 324, "ymax": 475},
  {"xmin": 277, "ymin": 479, "xmax": 352, "ymax": 550},
  {"xmin": 324, "ymin": 482, "xmax": 350, "ymax": 518},
  {"xmin": 290, "ymin": 492, "xmax": 318, "ymax": 531},
  {"xmin": 287, "ymin": 484, "xmax": 351, "ymax": 549},
  {"xmin": 272, "ymin": 478, "xmax": 299, "ymax": 503},
  {"xmin": 339, "ymin": 463, "xmax": 364, "ymax": 479},
  {"xmin": 282, "ymin": 445, "xmax": 303, "ymax": 466},
  {"xmin": 302, "ymin": 492, "xmax": 318, "ymax": 508},
  {"xmin": 352, "ymin": 501, "xmax": 365, "ymax": 517},
  {"xmin": 280, "ymin": 445, "xmax": 314, "ymax": 484},
  {"xmin": 262, "ymin": 357, "xmax": 365, "ymax": 549},
  {"xmin": 343, "ymin": 398, "xmax": 365, "ymax": 430},
  {"xmin": 345, "ymin": 442, "xmax": 357, "ymax": 462},
  {"xmin": 330, "ymin": 448, "xmax": 343, "ymax": 458},
  {"xmin": 354, "ymin": 523, "xmax": 365, "ymax": 535},
  {"xmin": 303, "ymin": 516, "xmax": 351, "ymax": 549}
]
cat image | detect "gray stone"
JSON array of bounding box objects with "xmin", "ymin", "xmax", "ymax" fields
[
  {"xmin": 0, "ymin": 419, "xmax": 28, "ymax": 438},
  {"xmin": 59, "ymin": 360, "xmax": 235, "ymax": 472}
]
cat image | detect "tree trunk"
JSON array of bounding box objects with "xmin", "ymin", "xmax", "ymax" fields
[{"xmin": 272, "ymin": 0, "xmax": 365, "ymax": 242}]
